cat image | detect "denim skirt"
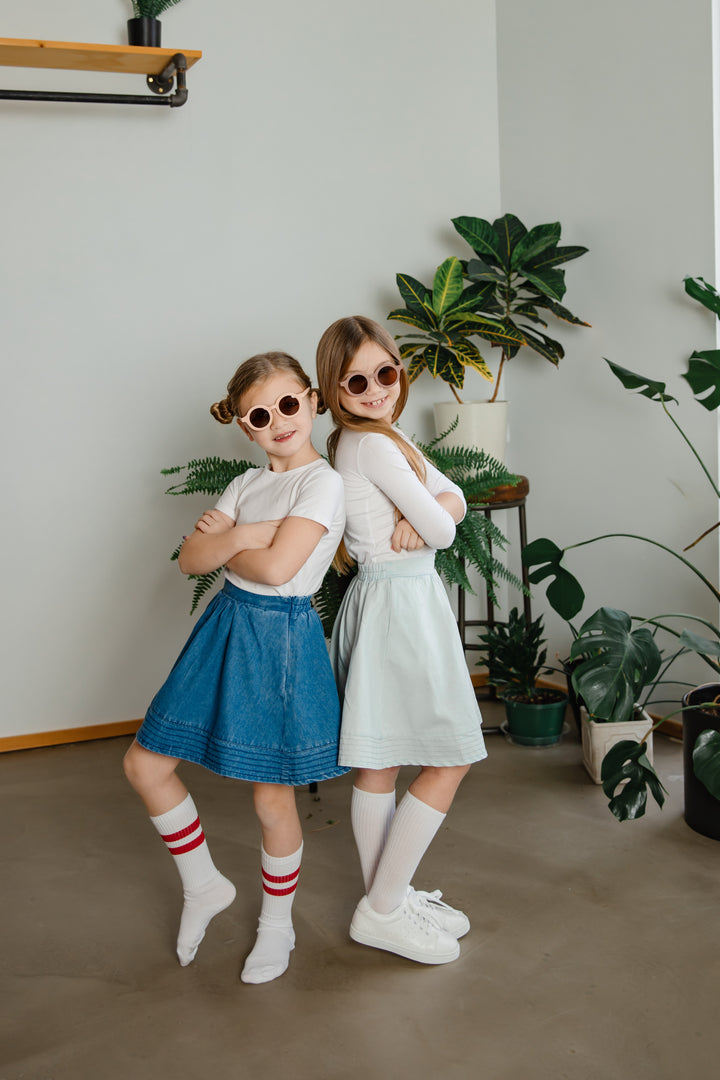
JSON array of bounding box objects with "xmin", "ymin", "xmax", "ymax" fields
[
  {"xmin": 137, "ymin": 581, "xmax": 349, "ymax": 785},
  {"xmin": 330, "ymin": 554, "xmax": 487, "ymax": 769}
]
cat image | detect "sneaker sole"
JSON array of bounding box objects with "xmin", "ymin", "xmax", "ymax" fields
[{"xmin": 349, "ymin": 922, "xmax": 460, "ymax": 965}]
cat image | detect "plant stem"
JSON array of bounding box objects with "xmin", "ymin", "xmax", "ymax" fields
[
  {"xmin": 662, "ymin": 397, "xmax": 720, "ymax": 500},
  {"xmin": 450, "ymin": 383, "xmax": 463, "ymax": 405},
  {"xmin": 489, "ymin": 352, "xmax": 506, "ymax": 403},
  {"xmin": 567, "ymin": 533, "xmax": 720, "ymax": 602}
]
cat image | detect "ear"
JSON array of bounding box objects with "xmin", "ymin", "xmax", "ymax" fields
[
  {"xmin": 309, "ymin": 389, "xmax": 318, "ymax": 419},
  {"xmin": 236, "ymin": 417, "xmax": 255, "ymax": 442}
]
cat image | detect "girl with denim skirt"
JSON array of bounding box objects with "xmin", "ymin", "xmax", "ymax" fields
[
  {"xmin": 315, "ymin": 316, "xmax": 487, "ymax": 966},
  {"xmin": 124, "ymin": 351, "xmax": 348, "ymax": 984}
]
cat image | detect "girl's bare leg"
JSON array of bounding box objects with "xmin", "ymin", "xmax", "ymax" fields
[
  {"xmin": 123, "ymin": 739, "xmax": 236, "ymax": 966},
  {"xmin": 241, "ymin": 783, "xmax": 303, "ymax": 985}
]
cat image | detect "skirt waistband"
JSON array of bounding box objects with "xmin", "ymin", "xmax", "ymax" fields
[
  {"xmin": 222, "ymin": 579, "xmax": 312, "ymax": 611},
  {"xmin": 357, "ymin": 554, "xmax": 436, "ymax": 580}
]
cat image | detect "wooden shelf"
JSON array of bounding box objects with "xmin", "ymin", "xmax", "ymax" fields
[{"xmin": 0, "ymin": 37, "xmax": 202, "ymax": 77}]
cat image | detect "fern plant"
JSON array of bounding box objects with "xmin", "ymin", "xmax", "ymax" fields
[{"xmin": 132, "ymin": 0, "xmax": 184, "ymax": 18}]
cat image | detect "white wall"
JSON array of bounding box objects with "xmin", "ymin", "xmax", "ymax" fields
[
  {"xmin": 495, "ymin": 0, "xmax": 719, "ymax": 689},
  {"xmin": 1, "ymin": 0, "xmax": 501, "ymax": 738}
]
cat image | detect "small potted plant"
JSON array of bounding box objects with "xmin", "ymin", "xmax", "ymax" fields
[
  {"xmin": 389, "ymin": 213, "xmax": 589, "ymax": 460},
  {"xmin": 128, "ymin": 0, "xmax": 184, "ymax": 48},
  {"xmin": 477, "ymin": 608, "xmax": 568, "ymax": 746},
  {"xmin": 569, "ymin": 607, "xmax": 662, "ymax": 784}
]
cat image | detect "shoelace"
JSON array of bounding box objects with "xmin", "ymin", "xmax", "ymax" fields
[
  {"xmin": 412, "ymin": 888, "xmax": 454, "ymax": 913},
  {"xmin": 406, "ymin": 890, "xmax": 450, "ymax": 932}
]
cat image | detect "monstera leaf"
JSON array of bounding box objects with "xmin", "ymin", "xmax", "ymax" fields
[
  {"xmin": 693, "ymin": 729, "xmax": 720, "ymax": 799},
  {"xmin": 601, "ymin": 739, "xmax": 666, "ymax": 821},
  {"xmin": 521, "ymin": 537, "xmax": 584, "ymax": 620},
  {"xmin": 570, "ymin": 607, "xmax": 662, "ymax": 723}
]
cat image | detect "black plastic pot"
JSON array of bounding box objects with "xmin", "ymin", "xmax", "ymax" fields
[
  {"xmin": 127, "ymin": 17, "xmax": 162, "ymax": 48},
  {"xmin": 682, "ymin": 683, "xmax": 720, "ymax": 841}
]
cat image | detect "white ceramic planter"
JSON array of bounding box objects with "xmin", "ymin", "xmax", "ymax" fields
[
  {"xmin": 433, "ymin": 400, "xmax": 508, "ymax": 463},
  {"xmin": 580, "ymin": 706, "xmax": 654, "ymax": 784}
]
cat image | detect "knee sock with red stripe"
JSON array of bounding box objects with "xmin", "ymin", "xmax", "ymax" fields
[
  {"xmin": 240, "ymin": 842, "xmax": 302, "ymax": 985},
  {"xmin": 150, "ymin": 793, "xmax": 236, "ymax": 967}
]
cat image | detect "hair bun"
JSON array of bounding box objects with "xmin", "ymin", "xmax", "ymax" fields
[{"xmin": 210, "ymin": 397, "xmax": 234, "ymax": 424}]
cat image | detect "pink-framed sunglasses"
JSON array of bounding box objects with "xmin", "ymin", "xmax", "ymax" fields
[
  {"xmin": 239, "ymin": 386, "xmax": 312, "ymax": 431},
  {"xmin": 339, "ymin": 358, "xmax": 402, "ymax": 397}
]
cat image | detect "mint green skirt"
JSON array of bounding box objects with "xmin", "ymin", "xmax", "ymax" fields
[{"xmin": 330, "ymin": 554, "xmax": 487, "ymax": 769}]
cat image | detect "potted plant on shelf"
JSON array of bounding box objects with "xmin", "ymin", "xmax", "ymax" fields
[
  {"xmin": 162, "ymin": 432, "xmax": 524, "ymax": 635},
  {"xmin": 389, "ymin": 213, "xmax": 589, "ymax": 461},
  {"xmin": 522, "ymin": 276, "xmax": 720, "ymax": 833},
  {"xmin": 128, "ymin": 0, "xmax": 184, "ymax": 48},
  {"xmin": 477, "ymin": 607, "xmax": 568, "ymax": 746}
]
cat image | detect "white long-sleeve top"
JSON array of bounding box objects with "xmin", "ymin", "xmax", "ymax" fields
[{"xmin": 333, "ymin": 427, "xmax": 466, "ymax": 565}]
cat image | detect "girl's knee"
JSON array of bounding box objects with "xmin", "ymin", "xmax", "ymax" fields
[
  {"xmin": 123, "ymin": 740, "xmax": 174, "ymax": 791},
  {"xmin": 253, "ymin": 784, "xmax": 296, "ymax": 828}
]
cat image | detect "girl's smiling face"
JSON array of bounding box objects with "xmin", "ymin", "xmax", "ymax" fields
[
  {"xmin": 238, "ymin": 372, "xmax": 318, "ymax": 471},
  {"xmin": 338, "ymin": 339, "xmax": 401, "ymax": 425}
]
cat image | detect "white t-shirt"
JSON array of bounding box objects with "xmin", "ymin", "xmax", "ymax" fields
[
  {"xmin": 334, "ymin": 428, "xmax": 466, "ymax": 565},
  {"xmin": 214, "ymin": 458, "xmax": 345, "ymax": 596}
]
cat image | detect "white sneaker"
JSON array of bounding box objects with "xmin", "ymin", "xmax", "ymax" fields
[
  {"xmin": 407, "ymin": 887, "xmax": 471, "ymax": 939},
  {"xmin": 349, "ymin": 895, "xmax": 460, "ymax": 964}
]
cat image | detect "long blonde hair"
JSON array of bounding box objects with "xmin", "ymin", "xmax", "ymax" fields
[{"xmin": 316, "ymin": 316, "xmax": 427, "ymax": 572}]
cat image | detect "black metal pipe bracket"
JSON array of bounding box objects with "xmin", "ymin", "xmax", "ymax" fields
[{"xmin": 0, "ymin": 53, "xmax": 190, "ymax": 108}]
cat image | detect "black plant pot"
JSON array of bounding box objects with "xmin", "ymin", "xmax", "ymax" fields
[
  {"xmin": 682, "ymin": 683, "xmax": 720, "ymax": 840},
  {"xmin": 127, "ymin": 17, "xmax": 162, "ymax": 48}
]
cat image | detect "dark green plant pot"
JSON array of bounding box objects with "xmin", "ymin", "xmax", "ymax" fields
[
  {"xmin": 682, "ymin": 684, "xmax": 720, "ymax": 841},
  {"xmin": 128, "ymin": 17, "xmax": 162, "ymax": 48},
  {"xmin": 503, "ymin": 692, "xmax": 568, "ymax": 746}
]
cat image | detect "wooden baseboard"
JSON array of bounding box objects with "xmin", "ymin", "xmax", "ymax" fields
[{"xmin": 0, "ymin": 719, "xmax": 142, "ymax": 754}]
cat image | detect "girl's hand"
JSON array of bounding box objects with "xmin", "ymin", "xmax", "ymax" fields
[
  {"xmin": 239, "ymin": 519, "xmax": 283, "ymax": 550},
  {"xmin": 391, "ymin": 517, "xmax": 425, "ymax": 552},
  {"xmin": 195, "ymin": 509, "xmax": 234, "ymax": 534}
]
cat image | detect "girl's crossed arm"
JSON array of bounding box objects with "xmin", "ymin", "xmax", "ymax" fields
[
  {"xmin": 360, "ymin": 433, "xmax": 465, "ymax": 550},
  {"xmin": 226, "ymin": 516, "xmax": 326, "ymax": 587},
  {"xmin": 178, "ymin": 510, "xmax": 281, "ymax": 576}
]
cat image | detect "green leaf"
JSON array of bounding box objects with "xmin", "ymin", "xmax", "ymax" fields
[
  {"xmin": 526, "ymin": 244, "xmax": 589, "ymax": 271},
  {"xmin": 521, "ymin": 266, "xmax": 566, "ymax": 302},
  {"xmin": 432, "ymin": 257, "xmax": 464, "ymax": 316},
  {"xmin": 448, "ymin": 280, "xmax": 497, "ymax": 313},
  {"xmin": 684, "ymin": 275, "xmax": 720, "ymax": 318},
  {"xmin": 570, "ymin": 607, "xmax": 662, "ymax": 723},
  {"xmin": 679, "ymin": 628, "xmax": 720, "ymax": 657},
  {"xmin": 463, "ymin": 317, "xmax": 526, "ymax": 350},
  {"xmin": 423, "ymin": 344, "xmax": 464, "ymax": 388},
  {"xmin": 600, "ymin": 739, "xmax": 666, "ymax": 821},
  {"xmin": 388, "ymin": 307, "xmax": 435, "ymax": 332},
  {"xmin": 406, "ymin": 353, "xmax": 427, "ymax": 382},
  {"xmin": 605, "ymin": 360, "xmax": 678, "ymax": 403},
  {"xmin": 511, "ymin": 223, "xmax": 561, "ymax": 269},
  {"xmin": 452, "ymin": 216, "xmax": 505, "ymax": 265},
  {"xmin": 493, "ymin": 214, "xmax": 527, "ymax": 267},
  {"xmin": 521, "ymin": 537, "xmax": 585, "ymax": 620},
  {"xmin": 465, "ymin": 258, "xmax": 503, "ymax": 283},
  {"xmin": 450, "ymin": 337, "xmax": 493, "ymax": 381},
  {"xmin": 396, "ymin": 273, "xmax": 432, "ymax": 314},
  {"xmin": 518, "ymin": 329, "xmax": 563, "ymax": 364},
  {"xmin": 682, "ymin": 349, "xmax": 720, "ymax": 410},
  {"xmin": 693, "ymin": 729, "xmax": 720, "ymax": 799},
  {"xmin": 528, "ymin": 294, "xmax": 590, "ymax": 326}
]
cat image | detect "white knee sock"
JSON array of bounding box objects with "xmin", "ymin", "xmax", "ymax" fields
[
  {"xmin": 351, "ymin": 787, "xmax": 396, "ymax": 892},
  {"xmin": 151, "ymin": 793, "xmax": 236, "ymax": 967},
  {"xmin": 241, "ymin": 843, "xmax": 303, "ymax": 985},
  {"xmin": 367, "ymin": 792, "xmax": 445, "ymax": 915}
]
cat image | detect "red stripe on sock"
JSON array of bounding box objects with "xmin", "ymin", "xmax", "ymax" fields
[
  {"xmin": 263, "ymin": 882, "xmax": 298, "ymax": 896},
  {"xmin": 167, "ymin": 830, "xmax": 206, "ymax": 855},
  {"xmin": 161, "ymin": 816, "xmax": 201, "ymax": 843},
  {"xmin": 262, "ymin": 868, "xmax": 300, "ymax": 884}
]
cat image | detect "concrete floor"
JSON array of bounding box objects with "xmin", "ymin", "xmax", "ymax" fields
[{"xmin": 2, "ymin": 704, "xmax": 719, "ymax": 1080}]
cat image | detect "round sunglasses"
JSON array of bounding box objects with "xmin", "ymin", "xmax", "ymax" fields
[
  {"xmin": 239, "ymin": 386, "xmax": 312, "ymax": 431},
  {"xmin": 339, "ymin": 359, "xmax": 401, "ymax": 397}
]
